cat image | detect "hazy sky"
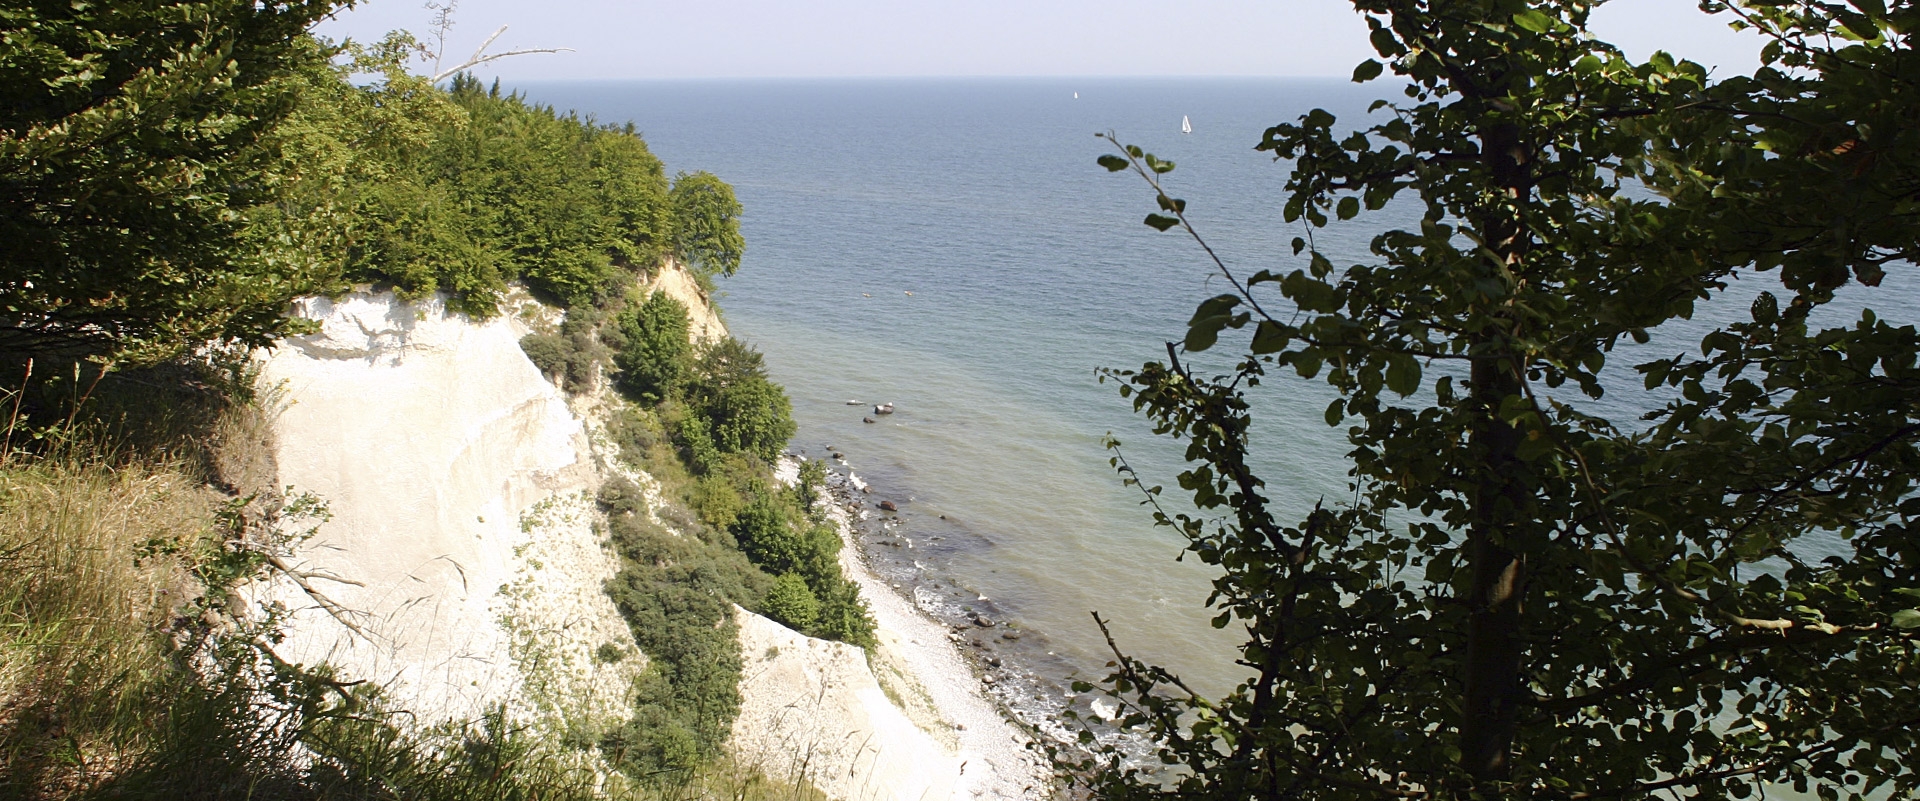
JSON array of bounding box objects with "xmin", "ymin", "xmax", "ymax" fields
[{"xmin": 315, "ymin": 0, "xmax": 1769, "ymax": 81}]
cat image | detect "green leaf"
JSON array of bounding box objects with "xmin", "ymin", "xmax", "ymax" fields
[
  {"xmin": 1281, "ymin": 272, "xmax": 1338, "ymax": 312},
  {"xmin": 1385, "ymin": 355, "xmax": 1421, "ymax": 397},
  {"xmin": 1337, "ymin": 197, "xmax": 1360, "ymax": 220},
  {"xmin": 1369, "ymin": 27, "xmax": 1400, "ymax": 57},
  {"xmin": 1294, "ymin": 351, "xmax": 1323, "ymax": 379},
  {"xmin": 1892, "ymin": 609, "xmax": 1920, "ymax": 629},
  {"xmin": 1184, "ymin": 294, "xmax": 1241, "ymax": 352},
  {"xmin": 1512, "ymin": 9, "xmax": 1555, "ymax": 33},
  {"xmin": 1097, "ymin": 154, "xmax": 1129, "ymax": 172},
  {"xmin": 1251, "ymin": 320, "xmax": 1290, "ymax": 354},
  {"xmin": 1351, "ymin": 59, "xmax": 1384, "ymax": 83},
  {"xmin": 1837, "ymin": 10, "xmax": 1879, "ymax": 39},
  {"xmin": 1143, "ymin": 214, "xmax": 1181, "ymax": 232}
]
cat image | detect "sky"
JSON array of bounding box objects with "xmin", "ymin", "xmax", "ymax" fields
[{"xmin": 314, "ymin": 0, "xmax": 1770, "ymax": 81}]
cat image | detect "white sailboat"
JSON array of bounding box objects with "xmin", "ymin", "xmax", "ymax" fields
[{"xmin": 1182, "ymin": 115, "xmax": 1192, "ymax": 134}]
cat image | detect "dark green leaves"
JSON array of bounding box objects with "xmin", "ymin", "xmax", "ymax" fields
[
  {"xmin": 1251, "ymin": 320, "xmax": 1291, "ymax": 354},
  {"xmin": 0, "ymin": 0, "xmax": 345, "ymax": 362},
  {"xmin": 1097, "ymin": 154, "xmax": 1129, "ymax": 172},
  {"xmin": 1144, "ymin": 214, "xmax": 1182, "ymax": 232},
  {"xmin": 1185, "ymin": 294, "xmax": 1243, "ymax": 352},
  {"xmin": 1384, "ymin": 355, "xmax": 1421, "ymax": 397},
  {"xmin": 1081, "ymin": 1, "xmax": 1920, "ymax": 799}
]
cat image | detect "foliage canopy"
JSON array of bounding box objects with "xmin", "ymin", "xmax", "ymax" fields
[
  {"xmin": 1, "ymin": 9, "xmax": 744, "ymax": 363},
  {"xmin": 0, "ymin": 0, "xmax": 342, "ymax": 362},
  {"xmin": 1074, "ymin": 1, "xmax": 1920, "ymax": 799},
  {"xmin": 670, "ymin": 170, "xmax": 747, "ymax": 281}
]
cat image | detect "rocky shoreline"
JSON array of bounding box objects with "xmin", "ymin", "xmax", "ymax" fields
[{"xmin": 790, "ymin": 446, "xmax": 1146, "ymax": 797}]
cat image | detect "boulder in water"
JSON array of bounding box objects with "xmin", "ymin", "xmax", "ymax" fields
[{"xmin": 879, "ymin": 500, "xmax": 899, "ymax": 512}]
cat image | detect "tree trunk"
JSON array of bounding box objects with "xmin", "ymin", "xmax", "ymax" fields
[{"xmin": 1461, "ymin": 117, "xmax": 1534, "ymax": 784}]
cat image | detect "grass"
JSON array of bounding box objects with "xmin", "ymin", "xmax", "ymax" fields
[{"xmin": 0, "ymin": 448, "xmax": 218, "ymax": 795}]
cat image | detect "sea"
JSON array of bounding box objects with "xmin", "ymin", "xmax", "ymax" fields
[{"xmin": 512, "ymin": 78, "xmax": 1905, "ymax": 758}]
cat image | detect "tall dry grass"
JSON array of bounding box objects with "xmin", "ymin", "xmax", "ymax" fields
[{"xmin": 0, "ymin": 446, "xmax": 219, "ymax": 796}]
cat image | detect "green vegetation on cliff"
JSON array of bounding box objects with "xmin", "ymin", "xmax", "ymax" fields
[
  {"xmin": 1, "ymin": 7, "xmax": 737, "ymax": 364},
  {"xmin": 526, "ymin": 283, "xmax": 871, "ymax": 778}
]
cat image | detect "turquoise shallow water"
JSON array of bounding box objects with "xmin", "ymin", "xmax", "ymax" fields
[{"xmin": 514, "ymin": 79, "xmax": 1911, "ymax": 727}]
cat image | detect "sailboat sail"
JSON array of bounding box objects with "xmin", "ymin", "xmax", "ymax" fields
[{"xmin": 1181, "ymin": 115, "xmax": 1192, "ymax": 134}]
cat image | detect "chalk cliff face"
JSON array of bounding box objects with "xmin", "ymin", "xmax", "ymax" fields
[
  {"xmin": 255, "ymin": 272, "xmax": 1003, "ymax": 799},
  {"xmin": 257, "ymin": 289, "xmax": 640, "ymax": 731},
  {"xmin": 649, "ymin": 257, "xmax": 727, "ymax": 343}
]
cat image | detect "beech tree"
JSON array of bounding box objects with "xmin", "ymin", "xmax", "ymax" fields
[
  {"xmin": 1073, "ymin": 1, "xmax": 1920, "ymax": 798},
  {"xmin": 0, "ymin": 0, "xmax": 344, "ymax": 363},
  {"xmin": 669, "ymin": 170, "xmax": 746, "ymax": 281}
]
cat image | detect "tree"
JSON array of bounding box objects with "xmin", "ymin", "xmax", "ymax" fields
[
  {"xmin": 669, "ymin": 170, "xmax": 745, "ymax": 280},
  {"xmin": 1073, "ymin": 1, "xmax": 1920, "ymax": 799},
  {"xmin": 0, "ymin": 0, "xmax": 344, "ymax": 363},
  {"xmin": 614, "ymin": 291, "xmax": 694, "ymax": 402},
  {"xmin": 689, "ymin": 338, "xmax": 795, "ymax": 463}
]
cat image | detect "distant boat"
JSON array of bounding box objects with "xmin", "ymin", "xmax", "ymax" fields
[
  {"xmin": 1073, "ymin": 91, "xmax": 1078, "ymax": 99},
  {"xmin": 1182, "ymin": 115, "xmax": 1192, "ymax": 134}
]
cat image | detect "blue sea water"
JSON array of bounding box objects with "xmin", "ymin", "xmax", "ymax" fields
[
  {"xmin": 511, "ymin": 79, "xmax": 1911, "ymax": 718},
  {"xmin": 517, "ymin": 77, "xmax": 1396, "ymax": 698}
]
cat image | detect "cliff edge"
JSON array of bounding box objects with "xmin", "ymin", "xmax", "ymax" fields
[{"xmin": 254, "ymin": 269, "xmax": 1039, "ymax": 798}]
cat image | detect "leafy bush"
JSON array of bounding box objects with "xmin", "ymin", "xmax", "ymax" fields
[
  {"xmin": 0, "ymin": 0, "xmax": 342, "ymax": 363},
  {"xmin": 686, "ymin": 339, "xmax": 795, "ymax": 463},
  {"xmin": 599, "ymin": 503, "xmax": 770, "ymax": 779},
  {"xmin": 729, "ymin": 498, "xmax": 873, "ymax": 646},
  {"xmin": 762, "ymin": 574, "xmax": 821, "ymax": 631},
  {"xmin": 615, "ymin": 292, "xmax": 695, "ymax": 402},
  {"xmin": 809, "ymin": 578, "xmax": 875, "ymax": 647}
]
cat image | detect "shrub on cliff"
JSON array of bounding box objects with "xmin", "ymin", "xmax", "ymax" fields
[
  {"xmin": 729, "ymin": 498, "xmax": 873, "ymax": 646},
  {"xmin": 762, "ymin": 573, "xmax": 822, "ymax": 631},
  {"xmin": 600, "ymin": 501, "xmax": 770, "ymax": 779},
  {"xmin": 614, "ymin": 292, "xmax": 695, "ymax": 402},
  {"xmin": 687, "ymin": 339, "xmax": 796, "ymax": 463}
]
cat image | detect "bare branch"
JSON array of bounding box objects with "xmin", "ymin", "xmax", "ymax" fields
[{"xmin": 431, "ymin": 24, "xmax": 573, "ymax": 83}]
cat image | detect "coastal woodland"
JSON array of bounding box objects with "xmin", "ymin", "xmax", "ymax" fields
[
  {"xmin": 1073, "ymin": 0, "xmax": 1920, "ymax": 799},
  {"xmin": 0, "ymin": 0, "xmax": 862, "ymax": 796}
]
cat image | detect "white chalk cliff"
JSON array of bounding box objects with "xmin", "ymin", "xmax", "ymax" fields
[{"xmin": 254, "ymin": 269, "xmax": 1040, "ymax": 799}]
